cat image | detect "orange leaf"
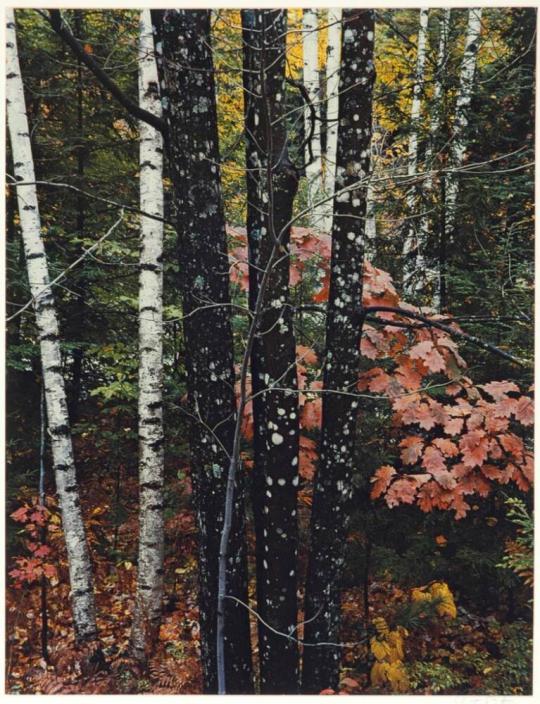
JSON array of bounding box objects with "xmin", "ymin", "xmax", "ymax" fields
[
  {"xmin": 399, "ymin": 436, "xmax": 424, "ymax": 465},
  {"xmin": 459, "ymin": 429, "xmax": 489, "ymax": 468},
  {"xmin": 370, "ymin": 465, "xmax": 396, "ymax": 499}
]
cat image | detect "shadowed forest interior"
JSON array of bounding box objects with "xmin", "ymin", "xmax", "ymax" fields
[{"xmin": 5, "ymin": 5, "xmax": 534, "ymax": 696}]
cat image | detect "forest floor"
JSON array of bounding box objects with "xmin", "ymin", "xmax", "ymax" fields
[{"xmin": 6, "ymin": 432, "xmax": 532, "ymax": 695}]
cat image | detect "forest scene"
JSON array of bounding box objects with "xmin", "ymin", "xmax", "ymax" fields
[{"xmin": 4, "ymin": 5, "xmax": 535, "ymax": 696}]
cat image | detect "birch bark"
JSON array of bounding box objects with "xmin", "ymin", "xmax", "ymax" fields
[
  {"xmin": 302, "ymin": 9, "xmax": 375, "ymax": 693},
  {"xmin": 6, "ymin": 8, "xmax": 99, "ymax": 645},
  {"xmin": 416, "ymin": 9, "xmax": 451, "ymax": 301},
  {"xmin": 402, "ymin": 8, "xmax": 430, "ymax": 297},
  {"xmin": 303, "ymin": 9, "xmax": 323, "ymax": 227},
  {"xmin": 439, "ymin": 8, "xmax": 482, "ymax": 309},
  {"xmin": 130, "ymin": 9, "xmax": 165, "ymax": 663},
  {"xmin": 321, "ymin": 8, "xmax": 342, "ymax": 233}
]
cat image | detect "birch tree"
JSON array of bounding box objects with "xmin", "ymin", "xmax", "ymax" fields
[
  {"xmin": 242, "ymin": 9, "xmax": 300, "ymax": 693},
  {"xmin": 321, "ymin": 8, "xmax": 342, "ymax": 233},
  {"xmin": 156, "ymin": 9, "xmax": 253, "ymax": 694},
  {"xmin": 303, "ymin": 8, "xmax": 323, "ymax": 227},
  {"xmin": 416, "ymin": 9, "xmax": 451, "ymax": 302},
  {"xmin": 440, "ymin": 8, "xmax": 483, "ymax": 308},
  {"xmin": 302, "ymin": 9, "xmax": 375, "ymax": 693},
  {"xmin": 402, "ymin": 8, "xmax": 430, "ymax": 297},
  {"xmin": 6, "ymin": 8, "xmax": 99, "ymax": 647},
  {"xmin": 129, "ymin": 9, "xmax": 165, "ymax": 663}
]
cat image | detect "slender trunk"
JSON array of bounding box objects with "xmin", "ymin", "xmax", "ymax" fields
[
  {"xmin": 69, "ymin": 10, "xmax": 86, "ymax": 422},
  {"xmin": 364, "ymin": 143, "xmax": 377, "ymax": 260},
  {"xmin": 129, "ymin": 9, "xmax": 165, "ymax": 664},
  {"xmin": 303, "ymin": 8, "xmax": 323, "ymax": 228},
  {"xmin": 157, "ymin": 10, "xmax": 253, "ymax": 693},
  {"xmin": 321, "ymin": 8, "xmax": 342, "ymax": 234},
  {"xmin": 417, "ymin": 9, "xmax": 451, "ymax": 303},
  {"xmin": 39, "ymin": 386, "xmax": 49, "ymax": 662},
  {"xmin": 402, "ymin": 8, "xmax": 429, "ymax": 297},
  {"xmin": 6, "ymin": 8, "xmax": 99, "ymax": 646},
  {"xmin": 441, "ymin": 8, "xmax": 482, "ymax": 308},
  {"xmin": 242, "ymin": 9, "xmax": 300, "ymax": 693},
  {"xmin": 302, "ymin": 9, "xmax": 375, "ymax": 693}
]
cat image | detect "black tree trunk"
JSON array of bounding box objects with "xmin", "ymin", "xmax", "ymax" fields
[
  {"xmin": 302, "ymin": 10, "xmax": 375, "ymax": 694},
  {"xmin": 242, "ymin": 9, "xmax": 300, "ymax": 694},
  {"xmin": 157, "ymin": 10, "xmax": 253, "ymax": 693}
]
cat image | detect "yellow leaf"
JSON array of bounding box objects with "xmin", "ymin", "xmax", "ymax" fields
[
  {"xmin": 411, "ymin": 586, "xmax": 431, "ymax": 603},
  {"xmin": 387, "ymin": 630, "xmax": 405, "ymax": 662},
  {"xmin": 370, "ymin": 636, "xmax": 392, "ymax": 662},
  {"xmin": 385, "ymin": 661, "xmax": 410, "ymax": 693},
  {"xmin": 371, "ymin": 661, "xmax": 391, "ymax": 687},
  {"xmin": 429, "ymin": 581, "xmax": 457, "ymax": 619}
]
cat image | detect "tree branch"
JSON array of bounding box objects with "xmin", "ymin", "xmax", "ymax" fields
[
  {"xmin": 362, "ymin": 306, "xmax": 529, "ymax": 366},
  {"xmin": 45, "ymin": 10, "xmax": 165, "ymax": 134}
]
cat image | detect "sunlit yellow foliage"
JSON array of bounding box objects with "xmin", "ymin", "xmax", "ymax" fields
[
  {"xmin": 411, "ymin": 581, "xmax": 457, "ymax": 619},
  {"xmin": 286, "ymin": 9, "xmax": 303, "ymax": 79},
  {"xmin": 411, "ymin": 586, "xmax": 432, "ymax": 603},
  {"xmin": 430, "ymin": 582, "xmax": 458, "ymax": 619},
  {"xmin": 370, "ymin": 658, "xmax": 410, "ymax": 692}
]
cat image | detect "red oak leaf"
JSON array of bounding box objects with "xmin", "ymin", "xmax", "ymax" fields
[
  {"xmin": 370, "ymin": 465, "xmax": 396, "ymax": 499},
  {"xmin": 400, "ymin": 435, "xmax": 424, "ymax": 465},
  {"xmin": 459, "ymin": 429, "xmax": 489, "ymax": 468}
]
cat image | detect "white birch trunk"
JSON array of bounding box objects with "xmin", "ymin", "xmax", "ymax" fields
[
  {"xmin": 419, "ymin": 9, "xmax": 451, "ymax": 303},
  {"xmin": 130, "ymin": 8, "xmax": 165, "ymax": 662},
  {"xmin": 402, "ymin": 8, "xmax": 429, "ymax": 296},
  {"xmin": 6, "ymin": 9, "xmax": 98, "ymax": 644},
  {"xmin": 364, "ymin": 136, "xmax": 379, "ymax": 261},
  {"xmin": 321, "ymin": 8, "xmax": 341, "ymax": 234},
  {"xmin": 444, "ymin": 8, "xmax": 483, "ymax": 234},
  {"xmin": 303, "ymin": 9, "xmax": 323, "ymax": 228},
  {"xmin": 437, "ymin": 8, "xmax": 482, "ymax": 310}
]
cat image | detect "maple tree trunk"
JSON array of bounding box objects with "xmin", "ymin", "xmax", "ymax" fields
[
  {"xmin": 157, "ymin": 9, "xmax": 253, "ymax": 693},
  {"xmin": 402, "ymin": 8, "xmax": 429, "ymax": 298},
  {"xmin": 302, "ymin": 9, "xmax": 375, "ymax": 694},
  {"xmin": 130, "ymin": 9, "xmax": 165, "ymax": 664},
  {"xmin": 6, "ymin": 8, "xmax": 99, "ymax": 646},
  {"xmin": 321, "ymin": 8, "xmax": 342, "ymax": 234},
  {"xmin": 242, "ymin": 9, "xmax": 300, "ymax": 693},
  {"xmin": 303, "ymin": 8, "xmax": 323, "ymax": 228},
  {"xmin": 441, "ymin": 8, "xmax": 482, "ymax": 309}
]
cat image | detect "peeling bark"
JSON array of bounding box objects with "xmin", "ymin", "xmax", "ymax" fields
[
  {"xmin": 129, "ymin": 9, "xmax": 165, "ymax": 664},
  {"xmin": 302, "ymin": 9, "xmax": 375, "ymax": 693},
  {"xmin": 6, "ymin": 8, "xmax": 99, "ymax": 646},
  {"xmin": 242, "ymin": 9, "xmax": 300, "ymax": 693},
  {"xmin": 157, "ymin": 9, "xmax": 253, "ymax": 693}
]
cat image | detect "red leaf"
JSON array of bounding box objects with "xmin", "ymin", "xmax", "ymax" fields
[
  {"xmin": 301, "ymin": 398, "xmax": 322, "ymax": 431},
  {"xmin": 432, "ymin": 437, "xmax": 459, "ymax": 457},
  {"xmin": 370, "ymin": 465, "xmax": 396, "ymax": 499},
  {"xmin": 10, "ymin": 506, "xmax": 29, "ymax": 523},
  {"xmin": 409, "ymin": 340, "xmax": 446, "ymax": 373},
  {"xmin": 400, "ymin": 436, "xmax": 424, "ymax": 465},
  {"xmin": 459, "ymin": 430, "xmax": 489, "ymax": 468},
  {"xmin": 386, "ymin": 475, "xmax": 428, "ymax": 506},
  {"xmin": 498, "ymin": 432, "xmax": 524, "ymax": 458},
  {"xmin": 514, "ymin": 396, "xmax": 533, "ymax": 426},
  {"xmin": 481, "ymin": 380, "xmax": 519, "ymax": 401},
  {"xmin": 297, "ymin": 344, "xmax": 318, "ymax": 366}
]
